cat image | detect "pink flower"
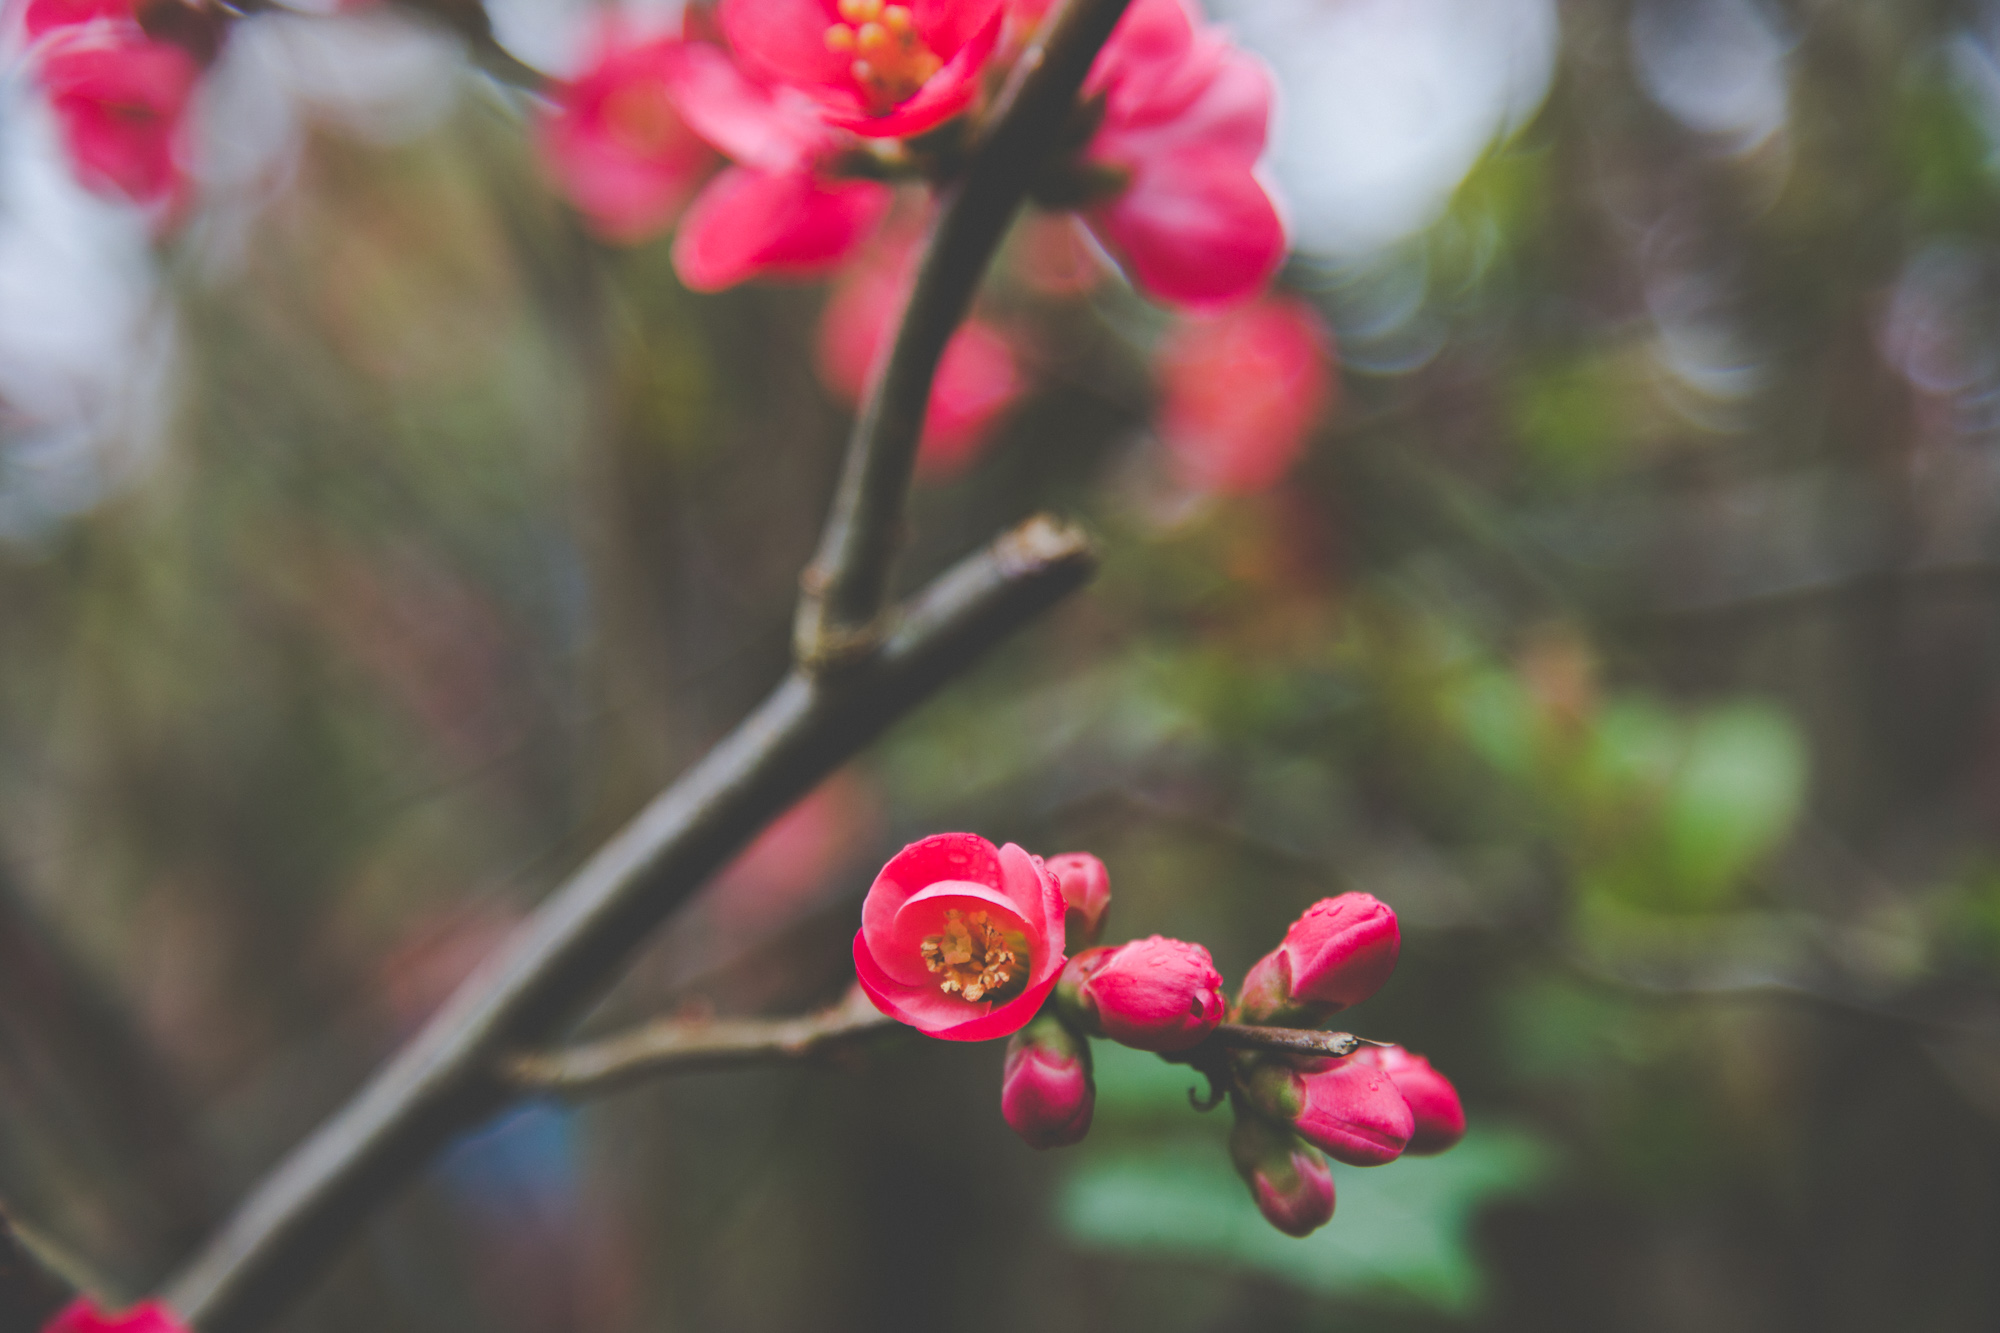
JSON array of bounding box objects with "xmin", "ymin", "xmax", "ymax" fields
[
  {"xmin": 536, "ymin": 26, "xmax": 717, "ymax": 243},
  {"xmin": 720, "ymin": 0, "xmax": 1004, "ymax": 139},
  {"xmin": 1044, "ymin": 850, "xmax": 1110, "ymax": 945},
  {"xmin": 853, "ymin": 831, "xmax": 1067, "ymax": 1040},
  {"xmin": 1355, "ymin": 1046, "xmax": 1466, "ymax": 1156},
  {"xmin": 1068, "ymin": 934, "xmax": 1224, "ymax": 1052},
  {"xmin": 42, "ymin": 1300, "xmax": 188, "ymax": 1333},
  {"xmin": 1227, "ymin": 1111, "xmax": 1334, "ymax": 1237},
  {"xmin": 817, "ymin": 224, "xmax": 1023, "ymax": 474},
  {"xmin": 1236, "ymin": 892, "xmax": 1400, "ymax": 1026},
  {"xmin": 1154, "ymin": 296, "xmax": 1333, "ymax": 494},
  {"xmin": 1000, "ymin": 1010, "xmax": 1094, "ymax": 1148},
  {"xmin": 1244, "ymin": 1054, "xmax": 1413, "ymax": 1167},
  {"xmin": 658, "ymin": 41, "xmax": 892, "ymax": 288},
  {"xmin": 21, "ymin": 0, "xmax": 130, "ymax": 39},
  {"xmin": 1074, "ymin": 0, "xmax": 1284, "ymax": 310},
  {"xmin": 38, "ymin": 29, "xmax": 200, "ymax": 209}
]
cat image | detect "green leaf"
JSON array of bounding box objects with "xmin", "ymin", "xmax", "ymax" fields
[
  {"xmin": 1057, "ymin": 1126, "xmax": 1553, "ymax": 1315},
  {"xmin": 1662, "ymin": 703, "xmax": 1807, "ymax": 906}
]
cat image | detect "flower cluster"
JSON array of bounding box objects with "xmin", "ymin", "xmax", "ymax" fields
[
  {"xmin": 536, "ymin": 0, "xmax": 1308, "ymax": 478},
  {"xmin": 12, "ymin": 0, "xmax": 228, "ymax": 217},
  {"xmin": 538, "ymin": 0, "xmax": 1281, "ymax": 306},
  {"xmin": 854, "ymin": 833, "xmax": 1465, "ymax": 1237}
]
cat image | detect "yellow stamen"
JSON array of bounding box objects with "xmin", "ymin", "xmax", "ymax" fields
[
  {"xmin": 821, "ymin": 0, "xmax": 944, "ymax": 112},
  {"xmin": 919, "ymin": 909, "xmax": 1026, "ymax": 1004}
]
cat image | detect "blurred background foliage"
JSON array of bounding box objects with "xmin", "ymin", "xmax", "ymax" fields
[{"xmin": 9, "ymin": 0, "xmax": 2000, "ymax": 1329}]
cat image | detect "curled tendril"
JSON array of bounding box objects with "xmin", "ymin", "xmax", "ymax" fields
[{"xmin": 1187, "ymin": 1067, "xmax": 1227, "ymax": 1112}]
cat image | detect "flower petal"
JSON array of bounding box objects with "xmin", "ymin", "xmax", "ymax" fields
[
  {"xmin": 658, "ymin": 40, "xmax": 825, "ymax": 171},
  {"xmin": 859, "ymin": 832, "xmax": 1004, "ymax": 955},
  {"xmin": 815, "ymin": 11, "xmax": 1000, "ymax": 139},
  {"xmin": 673, "ymin": 165, "xmax": 889, "ymax": 290},
  {"xmin": 910, "ymin": 0, "xmax": 1004, "ymax": 59},
  {"xmin": 720, "ymin": 0, "xmax": 848, "ymax": 89}
]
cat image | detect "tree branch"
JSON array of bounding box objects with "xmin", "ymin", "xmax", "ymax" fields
[
  {"xmin": 1201, "ymin": 1024, "xmax": 1388, "ymax": 1060},
  {"xmin": 791, "ymin": 0, "xmax": 1137, "ymax": 667},
  {"xmin": 504, "ymin": 1005, "xmax": 1389, "ymax": 1103},
  {"xmin": 502, "ymin": 988, "xmax": 901, "ymax": 1097},
  {"xmin": 163, "ymin": 516, "xmax": 1094, "ymax": 1333}
]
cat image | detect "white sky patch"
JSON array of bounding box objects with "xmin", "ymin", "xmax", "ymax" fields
[
  {"xmin": 1215, "ymin": 0, "xmax": 1558, "ymax": 261},
  {"xmin": 0, "ymin": 89, "xmax": 177, "ymax": 541},
  {"xmin": 1630, "ymin": 0, "xmax": 1792, "ymax": 153}
]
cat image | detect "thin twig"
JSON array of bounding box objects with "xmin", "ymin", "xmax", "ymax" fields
[
  {"xmin": 164, "ymin": 516, "xmax": 1095, "ymax": 1333},
  {"xmin": 792, "ymin": 0, "xmax": 1137, "ymax": 667},
  {"xmin": 507, "ymin": 1006, "xmax": 1389, "ymax": 1104},
  {"xmin": 503, "ymin": 990, "xmax": 901, "ymax": 1097},
  {"xmin": 1202, "ymin": 1024, "xmax": 1387, "ymax": 1060},
  {"xmin": 0, "ymin": 1205, "xmax": 77, "ymax": 1333}
]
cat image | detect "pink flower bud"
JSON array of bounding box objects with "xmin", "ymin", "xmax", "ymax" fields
[
  {"xmin": 853, "ymin": 832, "xmax": 1067, "ymax": 1041},
  {"xmin": 43, "ymin": 1300, "xmax": 189, "ymax": 1333},
  {"xmin": 1000, "ymin": 1012, "xmax": 1094, "ymax": 1149},
  {"xmin": 1354, "ymin": 1046, "xmax": 1466, "ymax": 1155},
  {"xmin": 1228, "ymin": 1109, "xmax": 1335, "ymax": 1237},
  {"xmin": 1236, "ymin": 893, "xmax": 1399, "ymax": 1025},
  {"xmin": 1071, "ymin": 935, "xmax": 1225, "ymax": 1052},
  {"xmin": 1243, "ymin": 1055, "xmax": 1413, "ymax": 1167},
  {"xmin": 1045, "ymin": 851, "xmax": 1111, "ymax": 945}
]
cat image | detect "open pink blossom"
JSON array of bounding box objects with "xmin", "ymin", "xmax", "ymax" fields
[
  {"xmin": 1355, "ymin": 1046, "xmax": 1466, "ymax": 1155},
  {"xmin": 1068, "ymin": 934, "xmax": 1224, "ymax": 1052},
  {"xmin": 1044, "ymin": 850, "xmax": 1110, "ymax": 945},
  {"xmin": 1155, "ymin": 295, "xmax": 1333, "ymax": 494},
  {"xmin": 853, "ymin": 831, "xmax": 1066, "ymax": 1040},
  {"xmin": 817, "ymin": 226, "xmax": 1023, "ymax": 474},
  {"xmin": 43, "ymin": 1300, "xmax": 189, "ymax": 1333},
  {"xmin": 1237, "ymin": 892, "xmax": 1400, "ymax": 1025},
  {"xmin": 38, "ymin": 28, "xmax": 200, "ymax": 209},
  {"xmin": 1228, "ymin": 1111, "xmax": 1334, "ymax": 1237},
  {"xmin": 1074, "ymin": 0, "xmax": 1284, "ymax": 311},
  {"xmin": 657, "ymin": 40, "xmax": 891, "ymax": 288},
  {"xmin": 1245, "ymin": 1054, "xmax": 1413, "ymax": 1167},
  {"xmin": 536, "ymin": 26, "xmax": 716, "ymax": 243},
  {"xmin": 1000, "ymin": 1011, "xmax": 1094, "ymax": 1148},
  {"xmin": 720, "ymin": 0, "xmax": 1003, "ymax": 138}
]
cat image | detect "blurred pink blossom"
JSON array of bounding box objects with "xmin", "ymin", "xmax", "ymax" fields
[
  {"xmin": 536, "ymin": 25, "xmax": 717, "ymax": 242},
  {"xmin": 659, "ymin": 40, "xmax": 891, "ymax": 287},
  {"xmin": 38, "ymin": 28, "xmax": 200, "ymax": 210},
  {"xmin": 42, "ymin": 1300, "xmax": 188, "ymax": 1333},
  {"xmin": 1155, "ymin": 295, "xmax": 1333, "ymax": 494},
  {"xmin": 1077, "ymin": 0, "xmax": 1285, "ymax": 310},
  {"xmin": 720, "ymin": 0, "xmax": 1003, "ymax": 138},
  {"xmin": 817, "ymin": 225, "xmax": 1024, "ymax": 475}
]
